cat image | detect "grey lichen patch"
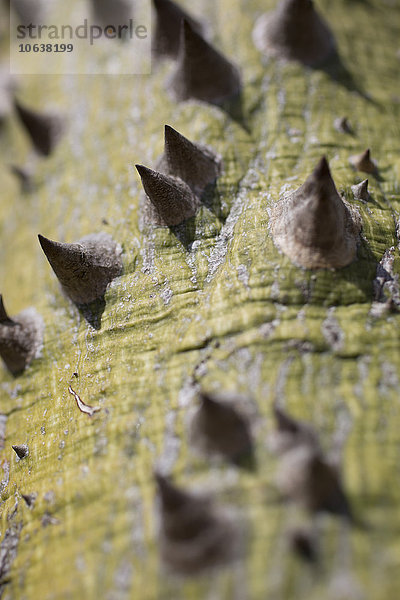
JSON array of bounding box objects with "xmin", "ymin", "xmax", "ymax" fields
[
  {"xmin": 38, "ymin": 232, "xmax": 123, "ymax": 305},
  {"xmin": 321, "ymin": 308, "xmax": 344, "ymax": 352},
  {"xmin": 0, "ymin": 414, "xmax": 7, "ymax": 450},
  {"xmin": 0, "ymin": 521, "xmax": 22, "ymax": 596},
  {"xmin": 14, "ymin": 99, "xmax": 66, "ymax": 157},
  {"xmin": 152, "ymin": 0, "xmax": 205, "ymax": 60},
  {"xmin": 167, "ymin": 20, "xmax": 242, "ymax": 106},
  {"xmin": 136, "ymin": 164, "xmax": 200, "ymax": 226},
  {"xmin": 189, "ymin": 391, "xmax": 255, "ymax": 466},
  {"xmin": 270, "ymin": 157, "xmax": 362, "ymax": 269},
  {"xmin": 155, "ymin": 473, "xmax": 242, "ymax": 574},
  {"xmin": 0, "ymin": 296, "xmax": 44, "ymax": 377},
  {"xmin": 373, "ymin": 247, "xmax": 399, "ymax": 304},
  {"xmin": 41, "ymin": 513, "xmax": 60, "ymax": 527},
  {"xmin": 252, "ymin": 0, "xmax": 336, "ymax": 67},
  {"xmin": 349, "ymin": 149, "xmax": 377, "ymax": 175}
]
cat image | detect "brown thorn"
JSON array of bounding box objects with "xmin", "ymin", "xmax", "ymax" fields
[
  {"xmin": 136, "ymin": 163, "xmax": 199, "ymax": 226},
  {"xmin": 152, "ymin": 0, "xmax": 204, "ymax": 59},
  {"xmin": 168, "ymin": 19, "xmax": 241, "ymax": 105},
  {"xmin": 38, "ymin": 232, "xmax": 122, "ymax": 305}
]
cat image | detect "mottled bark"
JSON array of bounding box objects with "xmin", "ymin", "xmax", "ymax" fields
[{"xmin": 1, "ymin": 0, "xmax": 400, "ymax": 599}]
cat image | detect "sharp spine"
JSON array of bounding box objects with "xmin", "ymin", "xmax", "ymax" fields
[
  {"xmin": 155, "ymin": 473, "xmax": 241, "ymax": 573},
  {"xmin": 14, "ymin": 99, "xmax": 65, "ymax": 157},
  {"xmin": 0, "ymin": 296, "xmax": 44, "ymax": 376},
  {"xmin": 252, "ymin": 0, "xmax": 336, "ymax": 67},
  {"xmin": 270, "ymin": 156, "xmax": 362, "ymax": 269},
  {"xmin": 12, "ymin": 444, "xmax": 29, "ymax": 459},
  {"xmin": 38, "ymin": 232, "xmax": 122, "ymax": 305},
  {"xmin": 136, "ymin": 163, "xmax": 199, "ymax": 226},
  {"xmin": 190, "ymin": 391, "xmax": 254, "ymax": 465},
  {"xmin": 152, "ymin": 0, "xmax": 204, "ymax": 59},
  {"xmin": 349, "ymin": 149, "xmax": 377, "ymax": 174},
  {"xmin": 351, "ymin": 179, "xmax": 370, "ymax": 201},
  {"xmin": 168, "ymin": 19, "xmax": 241, "ymax": 105},
  {"xmin": 161, "ymin": 124, "xmax": 222, "ymax": 192}
]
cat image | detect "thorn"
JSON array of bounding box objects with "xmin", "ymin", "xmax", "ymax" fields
[
  {"xmin": 276, "ymin": 446, "xmax": 353, "ymax": 520},
  {"xmin": 21, "ymin": 492, "xmax": 37, "ymax": 508},
  {"xmin": 168, "ymin": 19, "xmax": 241, "ymax": 105},
  {"xmin": 270, "ymin": 156, "xmax": 362, "ymax": 269},
  {"xmin": 252, "ymin": 0, "xmax": 336, "ymax": 66},
  {"xmin": 14, "ymin": 99, "xmax": 65, "ymax": 157},
  {"xmin": 307, "ymin": 454, "xmax": 353, "ymax": 519},
  {"xmin": 334, "ymin": 116, "xmax": 353, "ymax": 135},
  {"xmin": 351, "ymin": 179, "xmax": 370, "ymax": 201},
  {"xmin": 38, "ymin": 232, "xmax": 122, "ymax": 305},
  {"xmin": 0, "ymin": 295, "xmax": 13, "ymax": 324},
  {"xmin": 41, "ymin": 512, "xmax": 60, "ymax": 527},
  {"xmin": 155, "ymin": 472, "xmax": 195, "ymax": 511},
  {"xmin": 8, "ymin": 164, "xmax": 35, "ymax": 193},
  {"xmin": 155, "ymin": 473, "xmax": 241, "ymax": 573},
  {"xmin": 90, "ymin": 0, "xmax": 133, "ymax": 30},
  {"xmin": 273, "ymin": 405, "xmax": 300, "ymax": 434},
  {"xmin": 162, "ymin": 125, "xmax": 222, "ymax": 192},
  {"xmin": 190, "ymin": 392, "xmax": 254, "ymax": 466},
  {"xmin": 0, "ymin": 298, "xmax": 44, "ymax": 376},
  {"xmin": 136, "ymin": 163, "xmax": 199, "ymax": 226},
  {"xmin": 349, "ymin": 148, "xmax": 377, "ymax": 174},
  {"xmin": 12, "ymin": 444, "xmax": 29, "ymax": 459},
  {"xmin": 10, "ymin": 0, "xmax": 44, "ymax": 26},
  {"xmin": 270, "ymin": 406, "xmax": 320, "ymax": 454},
  {"xmin": 288, "ymin": 527, "xmax": 319, "ymax": 563},
  {"xmin": 152, "ymin": 0, "xmax": 204, "ymax": 59}
]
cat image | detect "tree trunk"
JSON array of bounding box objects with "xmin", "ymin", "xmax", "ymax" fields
[{"xmin": 1, "ymin": 0, "xmax": 400, "ymax": 598}]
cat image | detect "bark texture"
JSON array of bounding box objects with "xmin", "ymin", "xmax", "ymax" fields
[{"xmin": 1, "ymin": 0, "xmax": 400, "ymax": 599}]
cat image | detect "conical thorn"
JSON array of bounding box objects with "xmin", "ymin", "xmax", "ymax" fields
[
  {"xmin": 12, "ymin": 444, "xmax": 29, "ymax": 459},
  {"xmin": 191, "ymin": 391, "xmax": 254, "ymax": 466},
  {"xmin": 0, "ymin": 295, "xmax": 13, "ymax": 324},
  {"xmin": 168, "ymin": 19, "xmax": 241, "ymax": 105},
  {"xmin": 349, "ymin": 149, "xmax": 377, "ymax": 174},
  {"xmin": 136, "ymin": 163, "xmax": 199, "ymax": 226},
  {"xmin": 270, "ymin": 156, "xmax": 362, "ymax": 268},
  {"xmin": 0, "ymin": 300, "xmax": 43, "ymax": 376},
  {"xmin": 351, "ymin": 179, "xmax": 370, "ymax": 201},
  {"xmin": 161, "ymin": 124, "xmax": 222, "ymax": 192},
  {"xmin": 38, "ymin": 232, "xmax": 122, "ymax": 305},
  {"xmin": 152, "ymin": 0, "xmax": 204, "ymax": 59},
  {"xmin": 252, "ymin": 0, "xmax": 336, "ymax": 66},
  {"xmin": 14, "ymin": 99, "xmax": 65, "ymax": 157}
]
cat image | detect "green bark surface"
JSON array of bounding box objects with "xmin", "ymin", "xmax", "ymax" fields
[{"xmin": 1, "ymin": 0, "xmax": 400, "ymax": 598}]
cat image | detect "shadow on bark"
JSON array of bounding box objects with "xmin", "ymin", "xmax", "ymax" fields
[{"xmin": 76, "ymin": 297, "xmax": 106, "ymax": 330}]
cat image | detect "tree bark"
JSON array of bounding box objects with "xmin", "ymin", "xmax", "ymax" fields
[{"xmin": 1, "ymin": 0, "xmax": 400, "ymax": 598}]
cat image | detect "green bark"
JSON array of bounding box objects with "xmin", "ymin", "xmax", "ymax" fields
[{"xmin": 1, "ymin": 0, "xmax": 400, "ymax": 598}]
